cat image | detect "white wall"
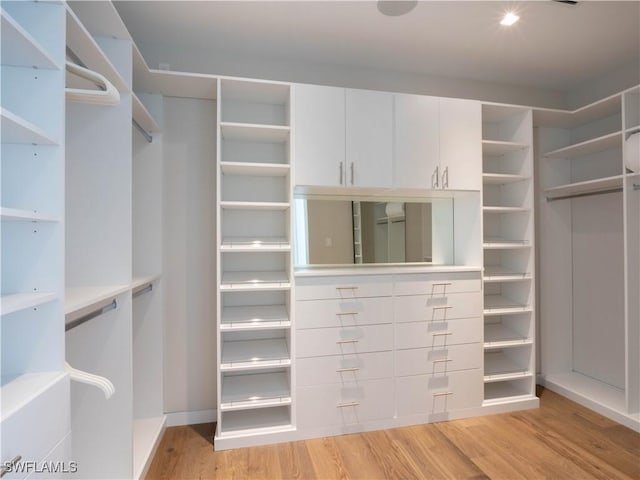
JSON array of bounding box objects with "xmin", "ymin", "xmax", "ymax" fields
[
  {"xmin": 162, "ymin": 97, "xmax": 217, "ymax": 415},
  {"xmin": 137, "ymin": 41, "xmax": 568, "ymax": 109}
]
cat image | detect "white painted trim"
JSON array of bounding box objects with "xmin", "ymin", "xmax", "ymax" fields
[{"xmin": 165, "ymin": 409, "xmax": 217, "ymax": 427}]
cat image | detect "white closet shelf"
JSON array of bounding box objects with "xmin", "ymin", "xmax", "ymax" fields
[
  {"xmin": 533, "ymin": 93, "xmax": 621, "ymax": 129},
  {"xmin": 483, "ymin": 238, "xmax": 530, "ymax": 250},
  {"xmin": 133, "ymin": 416, "xmax": 166, "ymax": 480},
  {"xmin": 221, "ymin": 339, "xmax": 290, "ymax": 371},
  {"xmin": 221, "ymin": 237, "xmax": 290, "ymax": 252},
  {"xmin": 220, "ymin": 271, "xmax": 290, "ymax": 291},
  {"xmin": 220, "ymin": 162, "xmax": 290, "ymax": 176},
  {"xmin": 65, "ymin": 284, "xmax": 130, "ymax": 316},
  {"xmin": 219, "ymin": 407, "xmax": 293, "ymax": 436},
  {"xmin": 544, "ymin": 131, "xmax": 622, "ymax": 159},
  {"xmin": 484, "ymin": 324, "xmax": 532, "ymax": 348},
  {"xmin": 220, "ymin": 201, "xmax": 290, "ymax": 211},
  {"xmin": 483, "ymin": 266, "xmax": 531, "ymax": 282},
  {"xmin": 65, "ymin": 4, "xmax": 129, "ymax": 93},
  {"xmin": 543, "ymin": 175, "xmax": 623, "ymax": 200},
  {"xmin": 220, "ymin": 371, "xmax": 291, "ymax": 411},
  {"xmin": 131, "ymin": 274, "xmax": 161, "ymax": 291},
  {"xmin": 484, "ymin": 351, "xmax": 532, "ymax": 383},
  {"xmin": 482, "ymin": 206, "xmax": 530, "ymax": 214},
  {"xmin": 1, "ymin": 371, "xmax": 66, "ymax": 422},
  {"xmin": 1, "ymin": 8, "xmax": 60, "ymax": 69},
  {"xmin": 482, "ymin": 173, "xmax": 529, "ymax": 185},
  {"xmin": 1, "ymin": 107, "xmax": 59, "ymax": 145},
  {"xmin": 1, "ymin": 292, "xmax": 57, "ymax": 317},
  {"xmin": 221, "ymin": 78, "xmax": 290, "ymax": 105},
  {"xmin": 220, "ymin": 122, "xmax": 290, "ymax": 143},
  {"xmin": 139, "ymin": 69, "xmax": 218, "ymax": 100},
  {"xmin": 482, "ymin": 140, "xmax": 529, "ymax": 156},
  {"xmin": 0, "ymin": 207, "xmax": 59, "ymax": 223},
  {"xmin": 132, "ymin": 94, "xmax": 160, "ymax": 133},
  {"xmin": 484, "ymin": 382, "xmax": 534, "ymax": 405},
  {"xmin": 221, "ymin": 305, "xmax": 290, "ymax": 331},
  {"xmin": 483, "ymin": 294, "xmax": 531, "ymax": 316}
]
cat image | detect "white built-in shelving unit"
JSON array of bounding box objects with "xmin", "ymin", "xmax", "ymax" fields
[
  {"xmin": 481, "ymin": 104, "xmax": 536, "ymax": 405},
  {"xmin": 215, "ymin": 78, "xmax": 295, "ymax": 449}
]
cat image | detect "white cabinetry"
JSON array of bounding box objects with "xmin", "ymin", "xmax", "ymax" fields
[{"xmin": 1, "ymin": 1, "xmax": 69, "ymax": 475}]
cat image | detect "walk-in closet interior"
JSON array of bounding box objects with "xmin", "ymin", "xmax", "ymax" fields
[{"xmin": 1, "ymin": 1, "xmax": 638, "ymax": 478}]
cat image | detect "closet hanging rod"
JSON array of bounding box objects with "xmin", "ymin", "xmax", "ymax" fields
[
  {"xmin": 546, "ymin": 187, "xmax": 623, "ymax": 202},
  {"xmin": 132, "ymin": 282, "xmax": 153, "ymax": 299},
  {"xmin": 133, "ymin": 118, "xmax": 153, "ymax": 143},
  {"xmin": 65, "ymin": 299, "xmax": 117, "ymax": 332}
]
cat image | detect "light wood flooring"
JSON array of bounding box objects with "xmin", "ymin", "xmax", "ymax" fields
[{"xmin": 145, "ymin": 387, "xmax": 640, "ymax": 479}]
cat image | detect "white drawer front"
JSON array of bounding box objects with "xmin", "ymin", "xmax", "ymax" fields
[
  {"xmin": 297, "ymin": 324, "xmax": 393, "ymax": 358},
  {"xmin": 296, "ymin": 276, "xmax": 393, "ymax": 300},
  {"xmin": 1, "ymin": 375, "xmax": 70, "ymax": 480},
  {"xmin": 297, "ymin": 378, "xmax": 394, "ymax": 428},
  {"xmin": 396, "ymin": 369, "xmax": 483, "ymax": 416},
  {"xmin": 395, "ymin": 343, "xmax": 482, "ymax": 376},
  {"xmin": 393, "ymin": 272, "xmax": 481, "ymax": 296},
  {"xmin": 296, "ymin": 296, "xmax": 393, "ymax": 329},
  {"xmin": 395, "ymin": 317, "xmax": 482, "ymax": 350},
  {"xmin": 297, "ymin": 351, "xmax": 394, "ymax": 386},
  {"xmin": 394, "ymin": 291, "xmax": 482, "ymax": 323}
]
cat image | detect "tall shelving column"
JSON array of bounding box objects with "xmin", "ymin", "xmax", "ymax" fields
[
  {"xmin": 215, "ymin": 78, "xmax": 294, "ymax": 449},
  {"xmin": 0, "ymin": 0, "xmax": 69, "ymax": 467},
  {"xmin": 481, "ymin": 105, "xmax": 537, "ymax": 405}
]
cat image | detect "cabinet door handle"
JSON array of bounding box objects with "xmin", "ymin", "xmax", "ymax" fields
[
  {"xmin": 432, "ymin": 358, "xmax": 452, "ymax": 364},
  {"xmin": 336, "ymin": 339, "xmax": 359, "ymax": 344},
  {"xmin": 432, "ymin": 391, "xmax": 453, "ymax": 397},
  {"xmin": 432, "ymin": 166, "xmax": 439, "ymax": 188},
  {"xmin": 337, "ymin": 401, "xmax": 360, "ymax": 408},
  {"xmin": 350, "ymin": 162, "xmax": 354, "ymax": 185},
  {"xmin": 336, "ymin": 367, "xmax": 361, "ymax": 373},
  {"xmin": 432, "ymin": 331, "xmax": 452, "ymax": 336},
  {"xmin": 339, "ymin": 161, "xmax": 344, "ymax": 185},
  {"xmin": 1, "ymin": 455, "xmax": 22, "ymax": 478},
  {"xmin": 442, "ymin": 166, "xmax": 449, "ymax": 189},
  {"xmin": 336, "ymin": 286, "xmax": 358, "ymax": 290},
  {"xmin": 336, "ymin": 311, "xmax": 359, "ymax": 316},
  {"xmin": 432, "ymin": 306, "xmax": 452, "ymax": 310}
]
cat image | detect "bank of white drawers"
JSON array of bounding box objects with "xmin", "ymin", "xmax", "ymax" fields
[
  {"xmin": 394, "ymin": 291, "xmax": 481, "ymax": 323},
  {"xmin": 393, "ymin": 272, "xmax": 481, "ymax": 296},
  {"xmin": 296, "ymin": 275, "xmax": 393, "ymax": 300},
  {"xmin": 296, "ymin": 296, "xmax": 392, "ymax": 329},
  {"xmin": 395, "ymin": 317, "xmax": 482, "ymax": 350},
  {"xmin": 396, "ymin": 343, "xmax": 482, "ymax": 376},
  {"xmin": 297, "ymin": 324, "xmax": 393, "ymax": 357},
  {"xmin": 297, "ymin": 351, "xmax": 394, "ymax": 386}
]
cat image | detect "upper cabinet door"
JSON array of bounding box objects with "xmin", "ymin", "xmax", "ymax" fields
[
  {"xmin": 294, "ymin": 84, "xmax": 345, "ymax": 187},
  {"xmin": 346, "ymin": 89, "xmax": 393, "ymax": 188},
  {"xmin": 393, "ymin": 94, "xmax": 440, "ymax": 189},
  {"xmin": 439, "ymin": 98, "xmax": 482, "ymax": 190}
]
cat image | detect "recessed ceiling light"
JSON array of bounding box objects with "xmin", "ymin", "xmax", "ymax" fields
[{"xmin": 500, "ymin": 12, "xmax": 520, "ymax": 26}]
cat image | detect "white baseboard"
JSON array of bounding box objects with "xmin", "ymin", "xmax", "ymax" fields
[{"xmin": 165, "ymin": 408, "xmax": 217, "ymax": 427}]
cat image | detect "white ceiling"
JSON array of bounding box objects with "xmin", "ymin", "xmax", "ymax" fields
[{"xmin": 114, "ymin": 1, "xmax": 640, "ymax": 91}]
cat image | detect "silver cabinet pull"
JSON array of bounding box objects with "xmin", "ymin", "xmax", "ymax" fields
[
  {"xmin": 432, "ymin": 358, "xmax": 452, "ymax": 364},
  {"xmin": 432, "ymin": 391, "xmax": 453, "ymax": 397},
  {"xmin": 442, "ymin": 166, "xmax": 449, "ymax": 189},
  {"xmin": 336, "ymin": 339, "xmax": 359, "ymax": 344},
  {"xmin": 432, "ymin": 165, "xmax": 439, "ymax": 188},
  {"xmin": 337, "ymin": 401, "xmax": 360, "ymax": 408},
  {"xmin": 339, "ymin": 161, "xmax": 344, "ymax": 185},
  {"xmin": 432, "ymin": 331, "xmax": 452, "ymax": 336},
  {"xmin": 336, "ymin": 286, "xmax": 358, "ymax": 290},
  {"xmin": 336, "ymin": 311, "xmax": 359, "ymax": 316},
  {"xmin": 1, "ymin": 455, "xmax": 22, "ymax": 478},
  {"xmin": 432, "ymin": 306, "xmax": 452, "ymax": 310},
  {"xmin": 350, "ymin": 162, "xmax": 354, "ymax": 185},
  {"xmin": 336, "ymin": 367, "xmax": 360, "ymax": 373},
  {"xmin": 432, "ymin": 282, "xmax": 452, "ymax": 287}
]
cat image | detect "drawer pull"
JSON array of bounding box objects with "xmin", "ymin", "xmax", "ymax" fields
[
  {"xmin": 432, "ymin": 391, "xmax": 453, "ymax": 397},
  {"xmin": 432, "ymin": 306, "xmax": 452, "ymax": 310},
  {"xmin": 336, "ymin": 286, "xmax": 359, "ymax": 290},
  {"xmin": 337, "ymin": 401, "xmax": 360, "ymax": 408},
  {"xmin": 336, "ymin": 311, "xmax": 359, "ymax": 316},
  {"xmin": 432, "ymin": 282, "xmax": 452, "ymax": 287},
  {"xmin": 336, "ymin": 339, "xmax": 359, "ymax": 344},
  {"xmin": 336, "ymin": 367, "xmax": 360, "ymax": 373},
  {"xmin": 1, "ymin": 455, "xmax": 22, "ymax": 478},
  {"xmin": 432, "ymin": 358, "xmax": 452, "ymax": 363},
  {"xmin": 432, "ymin": 331, "xmax": 452, "ymax": 336}
]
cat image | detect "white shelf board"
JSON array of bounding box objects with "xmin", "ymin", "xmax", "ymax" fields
[
  {"xmin": 65, "ymin": 284, "xmax": 130, "ymax": 316},
  {"xmin": 1, "ymin": 292, "xmax": 57, "ymax": 317},
  {"xmin": 0, "ymin": 207, "xmax": 59, "ymax": 222},
  {"xmin": 66, "ymin": 5, "xmax": 129, "ymax": 93},
  {"xmin": 133, "ymin": 416, "xmax": 166, "ymax": 480},
  {"xmin": 483, "ymin": 238, "xmax": 530, "ymax": 250},
  {"xmin": 220, "ymin": 201, "xmax": 290, "ymax": 211},
  {"xmin": 220, "ymin": 162, "xmax": 290, "ymax": 176},
  {"xmin": 484, "ymin": 382, "xmax": 534, "ymax": 405},
  {"xmin": 484, "ymin": 294, "xmax": 531, "ymax": 316},
  {"xmin": 544, "ymin": 175, "xmax": 623, "ymax": 200},
  {"xmin": 138, "ymin": 69, "xmax": 218, "ymax": 100},
  {"xmin": 221, "ymin": 237, "xmax": 290, "ymax": 252},
  {"xmin": 220, "ymin": 122, "xmax": 290, "ymax": 143},
  {"xmin": 482, "ymin": 206, "xmax": 530, "ymax": 214},
  {"xmin": 221, "ymin": 305, "xmax": 290, "ymax": 331},
  {"xmin": 483, "ymin": 266, "xmax": 531, "ymax": 282},
  {"xmin": 221, "ymin": 339, "xmax": 290, "ymax": 371},
  {"xmin": 221, "ymin": 78, "xmax": 290, "ymax": 105},
  {"xmin": 1, "ymin": 8, "xmax": 59, "ymax": 69},
  {"xmin": 482, "ymin": 140, "xmax": 529, "ymax": 156},
  {"xmin": 220, "ymin": 271, "xmax": 290, "ymax": 291},
  {"xmin": 484, "ymin": 351, "xmax": 532, "ymax": 383},
  {"xmin": 1, "ymin": 371, "xmax": 66, "ymax": 422},
  {"xmin": 544, "ymin": 131, "xmax": 622, "ymax": 159},
  {"xmin": 482, "ymin": 173, "xmax": 529, "ymax": 185},
  {"xmin": 220, "ymin": 371, "xmax": 290, "ymax": 411},
  {"xmin": 131, "ymin": 274, "xmax": 161, "ymax": 292},
  {"xmin": 484, "ymin": 323, "xmax": 532, "ymax": 348},
  {"xmin": 1, "ymin": 107, "xmax": 58, "ymax": 145},
  {"xmin": 533, "ymin": 93, "xmax": 621, "ymax": 128},
  {"xmin": 482, "ymin": 103, "xmax": 531, "ymax": 123},
  {"xmin": 132, "ymin": 94, "xmax": 160, "ymax": 133},
  {"xmin": 220, "ymin": 407, "xmax": 292, "ymax": 435}
]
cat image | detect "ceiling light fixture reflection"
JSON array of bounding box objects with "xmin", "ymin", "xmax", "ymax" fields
[
  {"xmin": 377, "ymin": 0, "xmax": 418, "ymax": 17},
  {"xmin": 500, "ymin": 12, "xmax": 520, "ymax": 26}
]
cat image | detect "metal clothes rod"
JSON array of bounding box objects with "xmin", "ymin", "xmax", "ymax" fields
[
  {"xmin": 132, "ymin": 282, "xmax": 153, "ymax": 299},
  {"xmin": 133, "ymin": 118, "xmax": 153, "ymax": 143},
  {"xmin": 65, "ymin": 299, "xmax": 117, "ymax": 332},
  {"xmin": 546, "ymin": 187, "xmax": 623, "ymax": 202}
]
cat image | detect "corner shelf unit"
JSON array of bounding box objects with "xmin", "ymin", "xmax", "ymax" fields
[
  {"xmin": 216, "ymin": 78, "xmax": 295, "ymax": 449},
  {"xmin": 481, "ymin": 103, "xmax": 536, "ymax": 406}
]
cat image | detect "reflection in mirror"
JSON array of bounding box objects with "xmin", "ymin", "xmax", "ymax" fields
[{"xmin": 294, "ymin": 197, "xmax": 453, "ymax": 266}]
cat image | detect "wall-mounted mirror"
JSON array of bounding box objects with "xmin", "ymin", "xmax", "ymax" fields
[{"xmin": 294, "ymin": 196, "xmax": 454, "ymax": 266}]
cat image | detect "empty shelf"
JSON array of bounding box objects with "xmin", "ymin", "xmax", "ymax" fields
[
  {"xmin": 220, "ymin": 201, "xmax": 290, "ymax": 211},
  {"xmin": 484, "ymin": 351, "xmax": 532, "ymax": 382},
  {"xmin": 484, "ymin": 381, "xmax": 533, "ymax": 404},
  {"xmin": 221, "ymin": 305, "xmax": 290, "ymax": 330},
  {"xmin": 220, "ymin": 271, "xmax": 290, "ymax": 291},
  {"xmin": 483, "ymin": 238, "xmax": 530, "ymax": 250},
  {"xmin": 483, "ymin": 266, "xmax": 531, "ymax": 282},
  {"xmin": 544, "ymin": 131, "xmax": 622, "ymax": 159},
  {"xmin": 220, "ymin": 162, "xmax": 290, "ymax": 176},
  {"xmin": 221, "ymin": 237, "xmax": 290, "ymax": 252},
  {"xmin": 533, "ymin": 94, "xmax": 621, "ymax": 129},
  {"xmin": 484, "ymin": 324, "xmax": 532, "ymax": 347},
  {"xmin": 1, "ymin": 292, "xmax": 57, "ymax": 316},
  {"xmin": 482, "ymin": 140, "xmax": 529, "ymax": 156},
  {"xmin": 484, "ymin": 294, "xmax": 531, "ymax": 315},
  {"xmin": 483, "ymin": 206, "xmax": 530, "ymax": 214},
  {"xmin": 544, "ymin": 175, "xmax": 623, "ymax": 200},
  {"xmin": 482, "ymin": 173, "xmax": 529, "ymax": 185},
  {"xmin": 1, "ymin": 372, "xmax": 66, "ymax": 421},
  {"xmin": 65, "ymin": 284, "xmax": 130, "ymax": 316},
  {"xmin": 220, "ymin": 371, "xmax": 290, "ymax": 411},
  {"xmin": 0, "ymin": 207, "xmax": 59, "ymax": 222},
  {"xmin": 220, "ymin": 407, "xmax": 292, "ymax": 435},
  {"xmin": 133, "ymin": 416, "xmax": 166, "ymax": 480},
  {"xmin": 1, "ymin": 107, "xmax": 58, "ymax": 145},
  {"xmin": 221, "ymin": 339, "xmax": 290, "ymax": 371},
  {"xmin": 220, "ymin": 122, "xmax": 290, "ymax": 143},
  {"xmin": 1, "ymin": 8, "xmax": 59, "ymax": 69}
]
